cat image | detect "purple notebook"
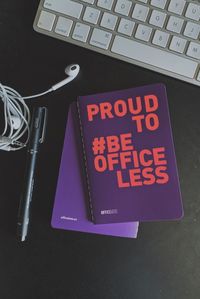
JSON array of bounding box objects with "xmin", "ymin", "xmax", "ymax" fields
[
  {"xmin": 77, "ymin": 84, "xmax": 183, "ymax": 224},
  {"xmin": 51, "ymin": 102, "xmax": 139, "ymax": 238}
]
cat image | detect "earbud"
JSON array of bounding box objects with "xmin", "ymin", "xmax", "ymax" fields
[
  {"xmin": 7, "ymin": 103, "xmax": 22, "ymax": 130},
  {"xmin": 65, "ymin": 64, "xmax": 80, "ymax": 77},
  {"xmin": 11, "ymin": 115, "xmax": 22, "ymax": 130},
  {"xmin": 51, "ymin": 64, "xmax": 80, "ymax": 91}
]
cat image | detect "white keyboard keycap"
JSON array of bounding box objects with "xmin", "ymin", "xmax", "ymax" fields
[
  {"xmin": 151, "ymin": 0, "xmax": 167, "ymax": 9},
  {"xmin": 135, "ymin": 24, "xmax": 152, "ymax": 42},
  {"xmin": 118, "ymin": 18, "xmax": 135, "ymax": 36},
  {"xmin": 111, "ymin": 36, "xmax": 198, "ymax": 78},
  {"xmin": 90, "ymin": 28, "xmax": 112, "ymax": 49},
  {"xmin": 187, "ymin": 42, "xmax": 200, "ymax": 60},
  {"xmin": 138, "ymin": 0, "xmax": 148, "ymax": 3},
  {"xmin": 185, "ymin": 3, "xmax": 200, "ymax": 21},
  {"xmin": 100, "ymin": 12, "xmax": 118, "ymax": 30},
  {"xmin": 152, "ymin": 30, "xmax": 169, "ymax": 47},
  {"xmin": 115, "ymin": 0, "xmax": 132, "ymax": 16},
  {"xmin": 97, "ymin": 0, "xmax": 114, "ymax": 10},
  {"xmin": 169, "ymin": 36, "xmax": 187, "ymax": 53},
  {"xmin": 83, "ymin": 7, "xmax": 100, "ymax": 24},
  {"xmin": 81, "ymin": 0, "xmax": 94, "ymax": 4},
  {"xmin": 166, "ymin": 16, "xmax": 184, "ymax": 33},
  {"xmin": 183, "ymin": 22, "xmax": 200, "ymax": 40},
  {"xmin": 132, "ymin": 4, "xmax": 150, "ymax": 22},
  {"xmin": 55, "ymin": 17, "xmax": 73, "ymax": 36},
  {"xmin": 168, "ymin": 0, "xmax": 186, "ymax": 15},
  {"xmin": 197, "ymin": 71, "xmax": 200, "ymax": 81},
  {"xmin": 44, "ymin": 0, "xmax": 83, "ymax": 19},
  {"xmin": 149, "ymin": 10, "xmax": 166, "ymax": 28},
  {"xmin": 37, "ymin": 10, "xmax": 56, "ymax": 31},
  {"xmin": 72, "ymin": 22, "xmax": 90, "ymax": 42}
]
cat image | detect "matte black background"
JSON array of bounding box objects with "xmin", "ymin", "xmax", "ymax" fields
[{"xmin": 0, "ymin": 1, "xmax": 200, "ymax": 298}]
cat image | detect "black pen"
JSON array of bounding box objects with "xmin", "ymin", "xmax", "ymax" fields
[{"xmin": 17, "ymin": 107, "xmax": 48, "ymax": 242}]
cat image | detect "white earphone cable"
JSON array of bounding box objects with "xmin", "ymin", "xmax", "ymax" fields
[
  {"xmin": 21, "ymin": 88, "xmax": 53, "ymax": 100},
  {"xmin": 0, "ymin": 86, "xmax": 55, "ymax": 151},
  {"xmin": 0, "ymin": 64, "xmax": 80, "ymax": 151},
  {"xmin": 0, "ymin": 83, "xmax": 31, "ymax": 151}
]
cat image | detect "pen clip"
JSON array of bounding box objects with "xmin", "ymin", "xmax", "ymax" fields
[{"xmin": 39, "ymin": 107, "xmax": 48, "ymax": 144}]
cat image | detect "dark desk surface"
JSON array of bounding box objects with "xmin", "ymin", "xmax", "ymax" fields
[{"xmin": 0, "ymin": 1, "xmax": 200, "ymax": 299}]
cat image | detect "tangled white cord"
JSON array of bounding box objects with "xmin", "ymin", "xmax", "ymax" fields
[
  {"xmin": 0, "ymin": 83, "xmax": 30, "ymax": 151},
  {"xmin": 0, "ymin": 83, "xmax": 52, "ymax": 151},
  {"xmin": 0, "ymin": 64, "xmax": 80, "ymax": 151}
]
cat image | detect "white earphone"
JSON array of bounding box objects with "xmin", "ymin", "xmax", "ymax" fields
[
  {"xmin": 0, "ymin": 64, "xmax": 80, "ymax": 151},
  {"xmin": 51, "ymin": 64, "xmax": 80, "ymax": 91},
  {"xmin": 21, "ymin": 64, "xmax": 80, "ymax": 99}
]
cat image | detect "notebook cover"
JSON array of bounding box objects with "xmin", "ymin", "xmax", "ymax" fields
[
  {"xmin": 77, "ymin": 83, "xmax": 183, "ymax": 224},
  {"xmin": 51, "ymin": 102, "xmax": 139, "ymax": 238}
]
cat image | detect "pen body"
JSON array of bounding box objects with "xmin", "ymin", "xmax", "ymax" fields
[
  {"xmin": 17, "ymin": 152, "xmax": 38, "ymax": 241},
  {"xmin": 17, "ymin": 107, "xmax": 47, "ymax": 242}
]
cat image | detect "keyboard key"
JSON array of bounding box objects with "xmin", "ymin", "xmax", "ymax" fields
[
  {"xmin": 115, "ymin": 0, "xmax": 132, "ymax": 16},
  {"xmin": 197, "ymin": 70, "xmax": 200, "ymax": 81},
  {"xmin": 118, "ymin": 18, "xmax": 135, "ymax": 36},
  {"xmin": 37, "ymin": 10, "xmax": 55, "ymax": 31},
  {"xmin": 111, "ymin": 36, "xmax": 198, "ymax": 78},
  {"xmin": 138, "ymin": 0, "xmax": 148, "ymax": 3},
  {"xmin": 100, "ymin": 12, "xmax": 118, "ymax": 30},
  {"xmin": 151, "ymin": 0, "xmax": 167, "ymax": 9},
  {"xmin": 185, "ymin": 3, "xmax": 200, "ymax": 21},
  {"xmin": 183, "ymin": 22, "xmax": 200, "ymax": 40},
  {"xmin": 97, "ymin": 0, "xmax": 114, "ymax": 10},
  {"xmin": 44, "ymin": 0, "xmax": 83, "ymax": 19},
  {"xmin": 149, "ymin": 10, "xmax": 166, "ymax": 28},
  {"xmin": 187, "ymin": 42, "xmax": 200, "ymax": 60},
  {"xmin": 132, "ymin": 4, "xmax": 150, "ymax": 22},
  {"xmin": 90, "ymin": 28, "xmax": 112, "ymax": 49},
  {"xmin": 81, "ymin": 0, "xmax": 94, "ymax": 4},
  {"xmin": 55, "ymin": 17, "xmax": 73, "ymax": 36},
  {"xmin": 135, "ymin": 24, "xmax": 152, "ymax": 42},
  {"xmin": 169, "ymin": 36, "xmax": 187, "ymax": 53},
  {"xmin": 83, "ymin": 7, "xmax": 100, "ymax": 24},
  {"xmin": 152, "ymin": 30, "xmax": 169, "ymax": 47},
  {"xmin": 168, "ymin": 0, "xmax": 186, "ymax": 15},
  {"xmin": 72, "ymin": 23, "xmax": 90, "ymax": 42},
  {"xmin": 166, "ymin": 16, "xmax": 184, "ymax": 33}
]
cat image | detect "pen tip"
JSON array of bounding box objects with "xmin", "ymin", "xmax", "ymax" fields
[{"xmin": 21, "ymin": 236, "xmax": 25, "ymax": 242}]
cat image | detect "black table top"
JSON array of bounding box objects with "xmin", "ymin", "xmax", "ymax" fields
[{"xmin": 0, "ymin": 1, "xmax": 200, "ymax": 299}]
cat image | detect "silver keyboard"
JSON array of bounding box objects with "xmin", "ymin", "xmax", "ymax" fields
[{"xmin": 34, "ymin": 0, "xmax": 200, "ymax": 86}]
